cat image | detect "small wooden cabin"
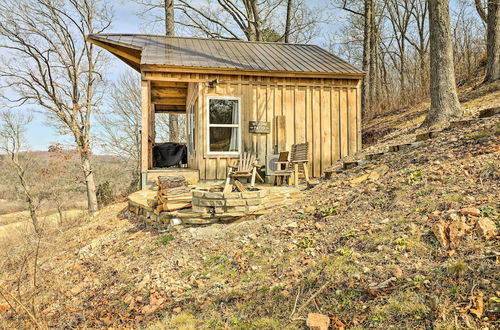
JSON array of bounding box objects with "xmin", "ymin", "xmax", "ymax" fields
[{"xmin": 87, "ymin": 34, "xmax": 364, "ymax": 188}]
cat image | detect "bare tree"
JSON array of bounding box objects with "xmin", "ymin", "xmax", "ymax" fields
[
  {"xmin": 474, "ymin": 0, "xmax": 488, "ymax": 22},
  {"xmin": 284, "ymin": 0, "xmax": 293, "ymax": 43},
  {"xmin": 136, "ymin": 0, "xmax": 320, "ymax": 43},
  {"xmin": 385, "ymin": 0, "xmax": 413, "ymax": 96},
  {"xmin": 165, "ymin": 0, "xmax": 179, "ymax": 142},
  {"xmin": 0, "ymin": 0, "xmax": 112, "ymax": 213},
  {"xmin": 485, "ymin": 0, "xmax": 500, "ymax": 81},
  {"xmin": 405, "ymin": 0, "xmax": 429, "ymax": 94},
  {"xmin": 165, "ymin": 0, "xmax": 175, "ymax": 35},
  {"xmin": 423, "ymin": 0, "xmax": 462, "ymax": 127},
  {"xmin": 361, "ymin": 0, "xmax": 373, "ymax": 117},
  {"xmin": 99, "ymin": 70, "xmax": 171, "ymax": 190},
  {"xmin": 452, "ymin": 1, "xmax": 485, "ymax": 81},
  {"xmin": 0, "ymin": 111, "xmax": 41, "ymax": 234},
  {"xmin": 338, "ymin": 0, "xmax": 379, "ymax": 116}
]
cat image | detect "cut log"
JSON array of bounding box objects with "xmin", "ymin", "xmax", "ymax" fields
[
  {"xmin": 161, "ymin": 194, "xmax": 192, "ymax": 201},
  {"xmin": 233, "ymin": 180, "xmax": 247, "ymax": 192},
  {"xmin": 162, "ymin": 201, "xmax": 191, "ymax": 211},
  {"xmin": 157, "ymin": 186, "xmax": 191, "ymax": 197},
  {"xmin": 156, "ymin": 175, "xmax": 187, "ymax": 190}
]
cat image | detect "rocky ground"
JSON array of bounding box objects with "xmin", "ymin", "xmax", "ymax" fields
[{"xmin": 0, "ymin": 83, "xmax": 498, "ymax": 329}]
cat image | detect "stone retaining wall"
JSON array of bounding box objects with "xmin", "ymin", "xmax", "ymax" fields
[{"xmin": 191, "ymin": 189, "xmax": 270, "ymax": 214}]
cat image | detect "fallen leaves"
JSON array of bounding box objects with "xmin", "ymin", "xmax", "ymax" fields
[
  {"xmin": 141, "ymin": 292, "xmax": 166, "ymax": 314},
  {"xmin": 459, "ymin": 291, "xmax": 485, "ymax": 319},
  {"xmin": 330, "ymin": 316, "xmax": 346, "ymax": 330},
  {"xmin": 469, "ymin": 292, "xmax": 484, "ymax": 318}
]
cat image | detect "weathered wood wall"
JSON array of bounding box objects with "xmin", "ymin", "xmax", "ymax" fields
[{"xmin": 145, "ymin": 72, "xmax": 361, "ymax": 180}]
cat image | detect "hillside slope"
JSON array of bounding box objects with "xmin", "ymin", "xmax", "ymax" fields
[{"xmin": 0, "ymin": 86, "xmax": 498, "ymax": 329}]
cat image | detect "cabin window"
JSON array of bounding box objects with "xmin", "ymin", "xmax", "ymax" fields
[{"xmin": 207, "ymin": 97, "xmax": 240, "ymax": 154}]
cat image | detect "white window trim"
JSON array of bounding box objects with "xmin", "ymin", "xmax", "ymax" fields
[{"xmin": 206, "ymin": 96, "xmax": 241, "ymax": 156}]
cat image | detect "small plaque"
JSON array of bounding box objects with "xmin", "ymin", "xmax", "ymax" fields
[{"xmin": 249, "ymin": 121, "xmax": 270, "ymax": 134}]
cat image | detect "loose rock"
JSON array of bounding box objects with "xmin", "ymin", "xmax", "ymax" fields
[
  {"xmin": 306, "ymin": 313, "xmax": 330, "ymax": 330},
  {"xmin": 475, "ymin": 218, "xmax": 497, "ymax": 240}
]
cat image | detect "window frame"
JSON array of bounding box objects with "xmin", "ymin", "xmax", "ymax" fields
[{"xmin": 206, "ymin": 96, "xmax": 241, "ymax": 156}]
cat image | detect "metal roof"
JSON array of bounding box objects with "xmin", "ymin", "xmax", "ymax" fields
[{"xmin": 87, "ymin": 34, "xmax": 363, "ymax": 77}]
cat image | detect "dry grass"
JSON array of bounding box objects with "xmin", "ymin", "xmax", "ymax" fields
[{"xmin": 363, "ymin": 80, "xmax": 500, "ymax": 146}]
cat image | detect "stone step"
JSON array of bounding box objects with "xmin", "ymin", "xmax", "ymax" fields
[
  {"xmin": 388, "ymin": 143, "xmax": 412, "ymax": 152},
  {"xmin": 415, "ymin": 131, "xmax": 440, "ymax": 142},
  {"xmin": 343, "ymin": 161, "xmax": 359, "ymax": 170},
  {"xmin": 448, "ymin": 119, "xmax": 477, "ymax": 129},
  {"xmin": 365, "ymin": 152, "xmax": 384, "ymax": 160}
]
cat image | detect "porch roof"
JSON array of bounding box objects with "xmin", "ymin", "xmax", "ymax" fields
[{"xmin": 86, "ymin": 34, "xmax": 364, "ymax": 78}]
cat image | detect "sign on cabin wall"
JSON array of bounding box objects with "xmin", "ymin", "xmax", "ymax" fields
[{"xmin": 249, "ymin": 121, "xmax": 270, "ymax": 134}]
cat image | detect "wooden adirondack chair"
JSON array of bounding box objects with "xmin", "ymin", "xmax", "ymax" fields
[
  {"xmin": 273, "ymin": 143, "xmax": 310, "ymax": 187},
  {"xmin": 273, "ymin": 151, "xmax": 291, "ymax": 185},
  {"xmin": 224, "ymin": 152, "xmax": 264, "ymax": 191}
]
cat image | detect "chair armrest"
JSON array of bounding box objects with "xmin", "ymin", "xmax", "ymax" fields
[
  {"xmin": 291, "ymin": 160, "xmax": 309, "ymax": 163},
  {"xmin": 274, "ymin": 161, "xmax": 290, "ymax": 165}
]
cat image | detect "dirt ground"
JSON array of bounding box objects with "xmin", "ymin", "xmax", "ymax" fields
[{"xmin": 0, "ymin": 82, "xmax": 498, "ymax": 329}]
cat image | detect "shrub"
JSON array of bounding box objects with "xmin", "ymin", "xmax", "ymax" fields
[{"xmin": 96, "ymin": 181, "xmax": 114, "ymax": 207}]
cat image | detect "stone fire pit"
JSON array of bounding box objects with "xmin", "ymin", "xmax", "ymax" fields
[
  {"xmin": 126, "ymin": 184, "xmax": 300, "ymax": 229},
  {"xmin": 192, "ymin": 187, "xmax": 270, "ymax": 215}
]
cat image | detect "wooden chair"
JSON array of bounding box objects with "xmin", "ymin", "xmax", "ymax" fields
[
  {"xmin": 273, "ymin": 151, "xmax": 292, "ymax": 185},
  {"xmin": 224, "ymin": 152, "xmax": 264, "ymax": 191},
  {"xmin": 274, "ymin": 143, "xmax": 310, "ymax": 187}
]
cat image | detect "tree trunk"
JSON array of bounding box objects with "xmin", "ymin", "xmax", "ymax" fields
[
  {"xmin": 362, "ymin": 0, "xmax": 373, "ymax": 118},
  {"xmin": 27, "ymin": 197, "xmax": 40, "ymax": 234},
  {"xmin": 165, "ymin": 0, "xmax": 179, "ymax": 140},
  {"xmin": 81, "ymin": 152, "xmax": 99, "ymax": 214},
  {"xmin": 165, "ymin": 0, "xmax": 175, "ymax": 35},
  {"xmin": 369, "ymin": 12, "xmax": 378, "ymax": 114},
  {"xmin": 423, "ymin": 0, "xmax": 462, "ymax": 127},
  {"xmin": 250, "ymin": 0, "xmax": 262, "ymax": 41},
  {"xmin": 475, "ymin": 0, "xmax": 487, "ymax": 22},
  {"xmin": 485, "ymin": 0, "xmax": 500, "ymax": 82},
  {"xmin": 284, "ymin": 0, "xmax": 293, "ymax": 43}
]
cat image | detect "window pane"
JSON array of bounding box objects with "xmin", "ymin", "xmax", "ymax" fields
[
  {"xmin": 209, "ymin": 99, "xmax": 238, "ymax": 124},
  {"xmin": 209, "ymin": 127, "xmax": 239, "ymax": 152}
]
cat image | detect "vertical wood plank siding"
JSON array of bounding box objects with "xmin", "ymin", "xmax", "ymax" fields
[{"xmin": 146, "ymin": 72, "xmax": 361, "ymax": 180}]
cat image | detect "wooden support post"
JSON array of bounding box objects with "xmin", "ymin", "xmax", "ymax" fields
[
  {"xmin": 276, "ymin": 115, "xmax": 286, "ymax": 152},
  {"xmin": 303, "ymin": 162, "xmax": 310, "ymax": 183},
  {"xmin": 251, "ymin": 167, "xmax": 257, "ymax": 187},
  {"xmin": 141, "ymin": 80, "xmax": 151, "ymax": 173},
  {"xmin": 294, "ymin": 163, "xmax": 299, "ymax": 187},
  {"xmin": 356, "ymin": 83, "xmax": 362, "ymax": 152}
]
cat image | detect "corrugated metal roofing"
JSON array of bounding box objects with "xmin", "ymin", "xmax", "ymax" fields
[{"xmin": 87, "ymin": 34, "xmax": 363, "ymax": 76}]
